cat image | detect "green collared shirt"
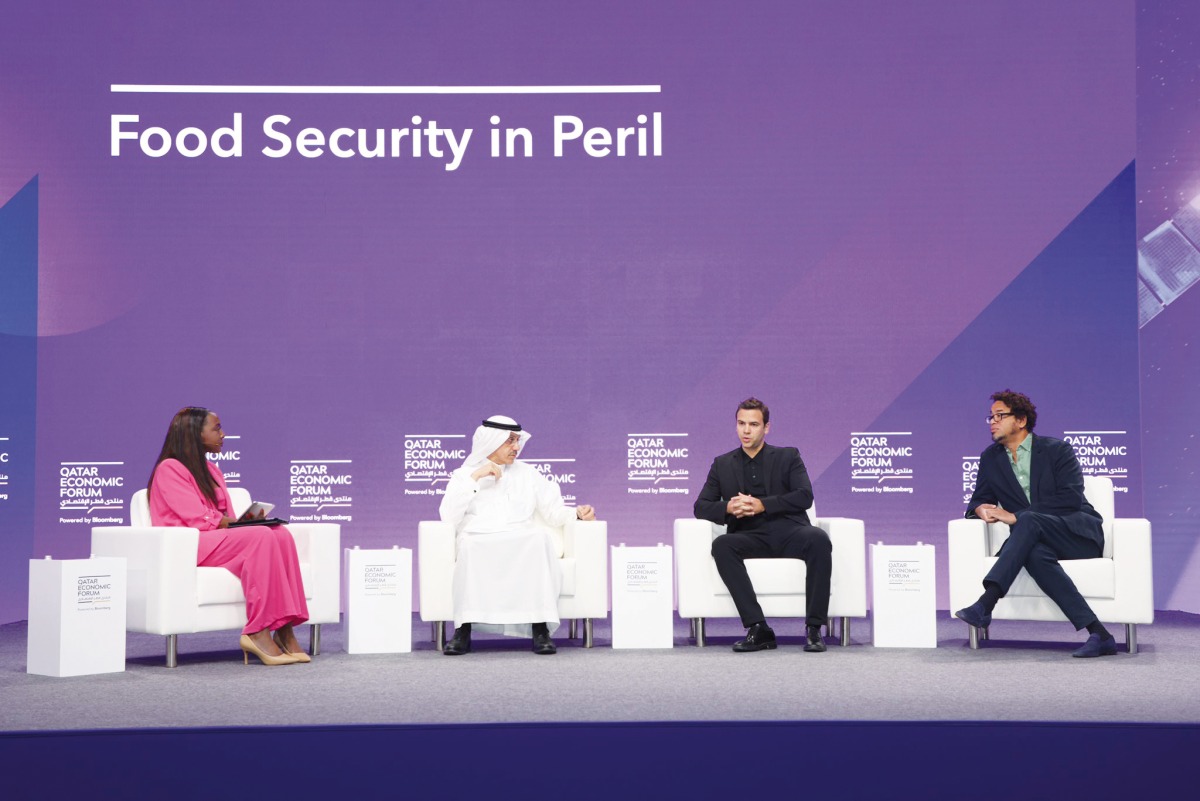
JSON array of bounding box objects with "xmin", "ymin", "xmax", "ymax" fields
[{"xmin": 1007, "ymin": 434, "xmax": 1032, "ymax": 502}]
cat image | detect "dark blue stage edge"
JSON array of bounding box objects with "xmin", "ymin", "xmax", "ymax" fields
[{"xmin": 1, "ymin": 721, "xmax": 1195, "ymax": 799}]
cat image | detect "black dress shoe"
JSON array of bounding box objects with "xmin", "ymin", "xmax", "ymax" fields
[
  {"xmin": 532, "ymin": 630, "xmax": 557, "ymax": 655},
  {"xmin": 803, "ymin": 625, "xmax": 827, "ymax": 653},
  {"xmin": 732, "ymin": 622, "xmax": 777, "ymax": 652},
  {"xmin": 443, "ymin": 626, "xmax": 471, "ymax": 655}
]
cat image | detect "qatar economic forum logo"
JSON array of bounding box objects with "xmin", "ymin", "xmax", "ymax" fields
[
  {"xmin": 849, "ymin": 431, "xmax": 914, "ymax": 495},
  {"xmin": 57, "ymin": 459, "xmax": 126, "ymax": 525},
  {"xmin": 1064, "ymin": 429, "xmax": 1130, "ymax": 494},
  {"xmin": 626, "ymin": 432, "xmax": 689, "ymax": 496},
  {"xmin": 403, "ymin": 432, "xmax": 467, "ymax": 496},
  {"xmin": 521, "ymin": 455, "xmax": 580, "ymax": 505},
  {"xmin": 288, "ymin": 456, "xmax": 353, "ymax": 523}
]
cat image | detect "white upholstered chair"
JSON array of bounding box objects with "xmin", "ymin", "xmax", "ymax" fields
[
  {"xmin": 90, "ymin": 488, "xmax": 341, "ymax": 666},
  {"xmin": 948, "ymin": 475, "xmax": 1153, "ymax": 652},
  {"xmin": 418, "ymin": 516, "xmax": 608, "ymax": 648},
  {"xmin": 673, "ymin": 503, "xmax": 867, "ymax": 646}
]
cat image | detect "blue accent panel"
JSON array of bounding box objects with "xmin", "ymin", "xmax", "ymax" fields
[
  {"xmin": 818, "ymin": 164, "xmax": 1140, "ymax": 602},
  {"xmin": 0, "ymin": 178, "xmax": 38, "ymax": 337},
  {"xmin": 0, "ymin": 177, "xmax": 38, "ymax": 624}
]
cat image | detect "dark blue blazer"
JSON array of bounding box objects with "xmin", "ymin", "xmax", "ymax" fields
[
  {"xmin": 965, "ymin": 433, "xmax": 1103, "ymax": 548},
  {"xmin": 693, "ymin": 442, "xmax": 814, "ymax": 532}
]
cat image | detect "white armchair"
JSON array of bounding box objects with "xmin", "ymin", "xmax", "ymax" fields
[
  {"xmin": 419, "ymin": 517, "xmax": 608, "ymax": 648},
  {"xmin": 674, "ymin": 504, "xmax": 867, "ymax": 646},
  {"xmin": 948, "ymin": 476, "xmax": 1153, "ymax": 652},
  {"xmin": 90, "ymin": 488, "xmax": 341, "ymax": 666}
]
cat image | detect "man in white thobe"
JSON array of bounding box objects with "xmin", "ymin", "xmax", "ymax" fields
[{"xmin": 438, "ymin": 415, "xmax": 596, "ymax": 655}]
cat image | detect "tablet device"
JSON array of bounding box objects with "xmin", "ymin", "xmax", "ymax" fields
[
  {"xmin": 244, "ymin": 501, "xmax": 275, "ymax": 518},
  {"xmin": 228, "ymin": 517, "xmax": 288, "ymax": 528}
]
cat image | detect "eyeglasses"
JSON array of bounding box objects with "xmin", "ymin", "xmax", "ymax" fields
[{"xmin": 986, "ymin": 412, "xmax": 1016, "ymax": 424}]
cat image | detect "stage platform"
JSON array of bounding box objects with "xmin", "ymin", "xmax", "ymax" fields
[
  {"xmin": 2, "ymin": 613, "xmax": 1197, "ymax": 799},
  {"xmin": 3, "ymin": 611, "xmax": 1198, "ymax": 731}
]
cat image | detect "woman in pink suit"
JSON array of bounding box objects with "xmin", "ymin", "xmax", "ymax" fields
[{"xmin": 148, "ymin": 407, "xmax": 310, "ymax": 666}]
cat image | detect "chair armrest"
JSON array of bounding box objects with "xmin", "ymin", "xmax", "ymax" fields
[
  {"xmin": 562, "ymin": 518, "xmax": 606, "ymax": 558},
  {"xmin": 418, "ymin": 520, "xmax": 456, "ymax": 622},
  {"xmin": 1111, "ymin": 518, "xmax": 1154, "ymax": 623},
  {"xmin": 948, "ymin": 518, "xmax": 990, "ymax": 614},
  {"xmin": 674, "ymin": 518, "xmax": 721, "ymax": 614},
  {"xmin": 286, "ymin": 523, "xmax": 341, "ymax": 623},
  {"xmin": 563, "ymin": 520, "xmax": 607, "ymax": 612},
  {"xmin": 90, "ymin": 525, "xmax": 199, "ymax": 634},
  {"xmin": 813, "ymin": 516, "xmax": 867, "ymax": 616}
]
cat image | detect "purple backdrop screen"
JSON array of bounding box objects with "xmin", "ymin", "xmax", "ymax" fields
[{"xmin": 3, "ymin": 1, "xmax": 1191, "ymax": 624}]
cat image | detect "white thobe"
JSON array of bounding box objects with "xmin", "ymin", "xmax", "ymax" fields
[{"xmin": 439, "ymin": 460, "xmax": 574, "ymax": 637}]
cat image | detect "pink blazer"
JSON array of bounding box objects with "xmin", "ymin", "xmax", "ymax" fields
[{"xmin": 149, "ymin": 459, "xmax": 236, "ymax": 563}]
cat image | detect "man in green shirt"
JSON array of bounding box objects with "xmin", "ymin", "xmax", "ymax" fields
[{"xmin": 955, "ymin": 390, "xmax": 1115, "ymax": 657}]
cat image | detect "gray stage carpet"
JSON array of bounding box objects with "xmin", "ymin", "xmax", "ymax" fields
[{"xmin": 3, "ymin": 612, "xmax": 1197, "ymax": 731}]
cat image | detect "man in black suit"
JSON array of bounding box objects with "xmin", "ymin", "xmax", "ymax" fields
[
  {"xmin": 956, "ymin": 390, "xmax": 1117, "ymax": 658},
  {"xmin": 693, "ymin": 398, "xmax": 832, "ymax": 653}
]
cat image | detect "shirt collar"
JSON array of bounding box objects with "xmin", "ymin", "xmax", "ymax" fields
[{"xmin": 737, "ymin": 447, "xmax": 763, "ymax": 463}]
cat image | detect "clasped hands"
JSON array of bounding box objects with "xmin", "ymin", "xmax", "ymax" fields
[
  {"xmin": 974, "ymin": 503, "xmax": 1016, "ymax": 525},
  {"xmin": 727, "ymin": 493, "xmax": 765, "ymax": 518}
]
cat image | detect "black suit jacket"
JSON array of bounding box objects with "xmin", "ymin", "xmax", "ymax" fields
[
  {"xmin": 693, "ymin": 443, "xmax": 814, "ymax": 531},
  {"xmin": 965, "ymin": 433, "xmax": 1103, "ymax": 547}
]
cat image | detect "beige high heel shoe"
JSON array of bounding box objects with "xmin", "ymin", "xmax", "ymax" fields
[
  {"xmin": 273, "ymin": 632, "xmax": 312, "ymax": 663},
  {"xmin": 240, "ymin": 634, "xmax": 299, "ymax": 666}
]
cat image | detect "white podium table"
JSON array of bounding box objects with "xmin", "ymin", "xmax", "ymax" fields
[
  {"xmin": 611, "ymin": 544, "xmax": 673, "ymax": 649},
  {"xmin": 870, "ymin": 542, "xmax": 937, "ymax": 648},
  {"xmin": 344, "ymin": 546, "xmax": 412, "ymax": 654},
  {"xmin": 27, "ymin": 556, "xmax": 127, "ymax": 677}
]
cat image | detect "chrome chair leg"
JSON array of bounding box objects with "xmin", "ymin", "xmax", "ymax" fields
[
  {"xmin": 695, "ymin": 618, "xmax": 706, "ymax": 647},
  {"xmin": 569, "ymin": 619, "xmax": 578, "ymax": 639},
  {"xmin": 1126, "ymin": 623, "xmax": 1138, "ymax": 654},
  {"xmin": 583, "ymin": 619, "xmax": 594, "ymax": 648},
  {"xmin": 968, "ymin": 626, "xmax": 980, "ymax": 650},
  {"xmin": 309, "ymin": 623, "xmax": 322, "ymax": 655},
  {"xmin": 435, "ymin": 621, "xmax": 446, "ymax": 651},
  {"xmin": 840, "ymin": 617, "xmax": 850, "ymax": 647},
  {"xmin": 166, "ymin": 634, "xmax": 178, "ymax": 668}
]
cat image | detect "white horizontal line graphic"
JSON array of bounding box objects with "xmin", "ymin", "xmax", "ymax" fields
[{"xmin": 112, "ymin": 84, "xmax": 660, "ymax": 95}]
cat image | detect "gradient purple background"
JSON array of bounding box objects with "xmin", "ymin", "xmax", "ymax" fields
[
  {"xmin": 1137, "ymin": 0, "xmax": 1200, "ymax": 612},
  {"xmin": 2, "ymin": 1, "xmax": 1186, "ymax": 625}
]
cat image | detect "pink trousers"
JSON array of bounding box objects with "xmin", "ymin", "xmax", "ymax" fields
[{"xmin": 198, "ymin": 525, "xmax": 309, "ymax": 635}]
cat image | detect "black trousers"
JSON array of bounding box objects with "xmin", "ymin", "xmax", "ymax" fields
[
  {"xmin": 711, "ymin": 522, "xmax": 832, "ymax": 628},
  {"xmin": 983, "ymin": 511, "xmax": 1102, "ymax": 630}
]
